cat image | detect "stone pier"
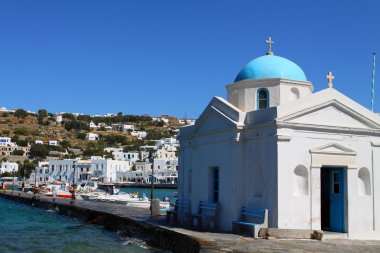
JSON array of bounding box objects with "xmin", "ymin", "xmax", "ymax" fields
[{"xmin": 2, "ymin": 191, "xmax": 380, "ymax": 253}]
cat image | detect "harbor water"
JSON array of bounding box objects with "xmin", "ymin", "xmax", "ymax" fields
[
  {"xmin": 119, "ymin": 187, "xmax": 177, "ymax": 202},
  {"xmin": 0, "ymin": 197, "xmax": 165, "ymax": 253}
]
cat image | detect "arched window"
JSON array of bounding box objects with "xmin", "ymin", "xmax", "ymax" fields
[
  {"xmin": 358, "ymin": 167, "xmax": 371, "ymax": 196},
  {"xmin": 257, "ymin": 89, "xmax": 269, "ymax": 109},
  {"xmin": 293, "ymin": 165, "xmax": 309, "ymax": 196},
  {"xmin": 289, "ymin": 87, "xmax": 300, "ymax": 101}
]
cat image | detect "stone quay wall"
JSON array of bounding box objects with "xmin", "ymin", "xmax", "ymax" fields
[{"xmin": 0, "ymin": 191, "xmax": 200, "ymax": 253}]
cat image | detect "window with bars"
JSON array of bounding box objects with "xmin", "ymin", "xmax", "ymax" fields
[{"xmin": 257, "ymin": 89, "xmax": 269, "ymax": 109}]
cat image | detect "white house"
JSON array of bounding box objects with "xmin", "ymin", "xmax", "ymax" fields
[
  {"xmin": 35, "ymin": 140, "xmax": 44, "ymax": 145},
  {"xmin": 91, "ymin": 157, "xmax": 130, "ymax": 183},
  {"xmin": 0, "ymin": 161, "xmax": 18, "ymax": 174},
  {"xmin": 0, "ymin": 137, "xmax": 15, "ymax": 146},
  {"xmin": 55, "ymin": 114, "xmax": 63, "ymax": 123},
  {"xmin": 178, "ymin": 40, "xmax": 380, "ymax": 239},
  {"xmin": 87, "ymin": 133, "xmax": 99, "ymax": 141},
  {"xmin": 122, "ymin": 124, "xmax": 135, "ymax": 132},
  {"xmin": 113, "ymin": 151, "xmax": 139, "ymax": 165},
  {"xmin": 89, "ymin": 121, "xmax": 99, "ymax": 129},
  {"xmin": 33, "ymin": 157, "xmax": 130, "ymax": 184},
  {"xmin": 104, "ymin": 147, "xmax": 123, "ymax": 153},
  {"xmin": 153, "ymin": 157, "xmax": 178, "ymax": 172},
  {"xmin": 49, "ymin": 140, "xmax": 58, "ymax": 146},
  {"xmin": 156, "ymin": 148, "xmax": 176, "ymax": 159},
  {"xmin": 131, "ymin": 131, "xmax": 147, "ymax": 139},
  {"xmin": 179, "ymin": 119, "xmax": 196, "ymax": 125}
]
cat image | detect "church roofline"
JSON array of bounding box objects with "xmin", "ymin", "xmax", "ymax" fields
[{"xmin": 276, "ymin": 88, "xmax": 380, "ymax": 126}]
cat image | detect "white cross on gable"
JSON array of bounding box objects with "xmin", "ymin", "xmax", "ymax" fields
[{"xmin": 326, "ymin": 71, "xmax": 335, "ymax": 88}]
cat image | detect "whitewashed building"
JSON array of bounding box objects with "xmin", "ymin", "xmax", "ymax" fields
[
  {"xmin": 122, "ymin": 124, "xmax": 135, "ymax": 132},
  {"xmin": 89, "ymin": 121, "xmax": 99, "ymax": 129},
  {"xmin": 154, "ymin": 158, "xmax": 178, "ymax": 172},
  {"xmin": 178, "ymin": 42, "xmax": 380, "ymax": 239},
  {"xmin": 179, "ymin": 119, "xmax": 196, "ymax": 125},
  {"xmin": 87, "ymin": 133, "xmax": 99, "ymax": 141},
  {"xmin": 156, "ymin": 149, "xmax": 176, "ymax": 159},
  {"xmin": 91, "ymin": 157, "xmax": 130, "ymax": 183},
  {"xmin": 0, "ymin": 161, "xmax": 19, "ymax": 174},
  {"xmin": 49, "ymin": 140, "xmax": 58, "ymax": 146},
  {"xmin": 104, "ymin": 147, "xmax": 123, "ymax": 153},
  {"xmin": 0, "ymin": 137, "xmax": 14, "ymax": 146},
  {"xmin": 131, "ymin": 131, "xmax": 147, "ymax": 139},
  {"xmin": 113, "ymin": 151, "xmax": 139, "ymax": 165},
  {"xmin": 33, "ymin": 157, "xmax": 130, "ymax": 184},
  {"xmin": 55, "ymin": 114, "xmax": 63, "ymax": 124}
]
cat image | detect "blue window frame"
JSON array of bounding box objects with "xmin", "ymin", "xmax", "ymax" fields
[
  {"xmin": 211, "ymin": 167, "xmax": 219, "ymax": 203},
  {"xmin": 257, "ymin": 88, "xmax": 269, "ymax": 109}
]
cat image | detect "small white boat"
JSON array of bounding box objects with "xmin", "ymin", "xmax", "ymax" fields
[
  {"xmin": 125, "ymin": 194, "xmax": 171, "ymax": 210},
  {"xmin": 43, "ymin": 182, "xmax": 72, "ymax": 199}
]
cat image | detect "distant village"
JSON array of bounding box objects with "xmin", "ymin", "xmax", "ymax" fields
[{"xmin": 0, "ymin": 106, "xmax": 195, "ymax": 186}]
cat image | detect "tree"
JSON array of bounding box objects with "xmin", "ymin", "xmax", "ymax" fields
[
  {"xmin": 77, "ymin": 132, "xmax": 86, "ymax": 140},
  {"xmin": 16, "ymin": 139, "xmax": 28, "ymax": 147},
  {"xmin": 83, "ymin": 141, "xmax": 106, "ymax": 157},
  {"xmin": 12, "ymin": 150, "xmax": 25, "ymax": 156},
  {"xmin": 11, "ymin": 135, "xmax": 19, "ymax": 142},
  {"xmin": 29, "ymin": 144, "xmax": 49, "ymax": 159},
  {"xmin": 13, "ymin": 127, "xmax": 29, "ymax": 135},
  {"xmin": 14, "ymin": 109, "xmax": 28, "ymax": 118},
  {"xmin": 62, "ymin": 113, "xmax": 75, "ymax": 120},
  {"xmin": 60, "ymin": 140, "xmax": 71, "ymax": 149},
  {"xmin": 117, "ymin": 112, "xmax": 123, "ymax": 116},
  {"xmin": 18, "ymin": 160, "xmax": 35, "ymax": 179},
  {"xmin": 37, "ymin": 109, "xmax": 48, "ymax": 125},
  {"xmin": 64, "ymin": 119, "xmax": 90, "ymax": 131}
]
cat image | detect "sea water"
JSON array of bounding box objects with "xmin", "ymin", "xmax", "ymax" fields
[
  {"xmin": 118, "ymin": 188, "xmax": 177, "ymax": 202},
  {"xmin": 0, "ymin": 198, "xmax": 165, "ymax": 253}
]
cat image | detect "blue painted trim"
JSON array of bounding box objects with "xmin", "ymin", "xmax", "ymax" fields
[{"xmin": 257, "ymin": 88, "xmax": 269, "ymax": 109}]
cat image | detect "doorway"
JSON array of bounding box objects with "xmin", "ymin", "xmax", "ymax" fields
[{"xmin": 321, "ymin": 167, "xmax": 346, "ymax": 232}]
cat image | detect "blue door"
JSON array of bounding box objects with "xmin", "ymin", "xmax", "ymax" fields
[{"xmin": 329, "ymin": 168, "xmax": 345, "ymax": 232}]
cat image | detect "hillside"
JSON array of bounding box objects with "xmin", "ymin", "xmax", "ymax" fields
[{"xmin": 0, "ymin": 109, "xmax": 182, "ymax": 160}]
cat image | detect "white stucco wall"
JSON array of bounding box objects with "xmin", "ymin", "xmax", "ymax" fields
[
  {"xmin": 226, "ymin": 78, "xmax": 312, "ymax": 112},
  {"xmin": 276, "ymin": 127, "xmax": 380, "ymax": 238},
  {"xmin": 180, "ymin": 84, "xmax": 380, "ymax": 239}
]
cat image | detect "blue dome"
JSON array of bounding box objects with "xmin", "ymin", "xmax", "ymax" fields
[{"xmin": 235, "ymin": 55, "xmax": 307, "ymax": 82}]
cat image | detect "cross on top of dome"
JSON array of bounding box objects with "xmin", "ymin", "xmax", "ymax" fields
[{"xmin": 266, "ymin": 37, "xmax": 274, "ymax": 55}]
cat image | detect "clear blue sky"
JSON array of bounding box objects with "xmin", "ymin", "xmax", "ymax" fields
[{"xmin": 0, "ymin": 0, "xmax": 379, "ymax": 118}]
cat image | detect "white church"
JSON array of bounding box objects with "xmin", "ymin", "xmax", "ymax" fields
[{"xmin": 177, "ymin": 38, "xmax": 380, "ymax": 239}]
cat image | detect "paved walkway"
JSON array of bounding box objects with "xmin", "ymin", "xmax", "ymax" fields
[
  {"xmin": 153, "ymin": 219, "xmax": 380, "ymax": 252},
  {"xmin": 2, "ymin": 191, "xmax": 380, "ymax": 252},
  {"xmin": 199, "ymin": 238, "xmax": 380, "ymax": 253}
]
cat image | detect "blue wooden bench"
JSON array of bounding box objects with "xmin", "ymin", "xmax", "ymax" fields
[
  {"xmin": 232, "ymin": 207, "xmax": 268, "ymax": 238},
  {"xmin": 166, "ymin": 200, "xmax": 191, "ymax": 224},
  {"xmin": 192, "ymin": 201, "xmax": 218, "ymax": 229}
]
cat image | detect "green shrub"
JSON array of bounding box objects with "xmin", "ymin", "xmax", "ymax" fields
[
  {"xmin": 12, "ymin": 150, "xmax": 25, "ymax": 156},
  {"xmin": 13, "ymin": 127, "xmax": 29, "ymax": 135}
]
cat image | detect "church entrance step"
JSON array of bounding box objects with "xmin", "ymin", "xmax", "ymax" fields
[
  {"xmin": 317, "ymin": 231, "xmax": 348, "ymax": 240},
  {"xmin": 258, "ymin": 228, "xmax": 316, "ymax": 239}
]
